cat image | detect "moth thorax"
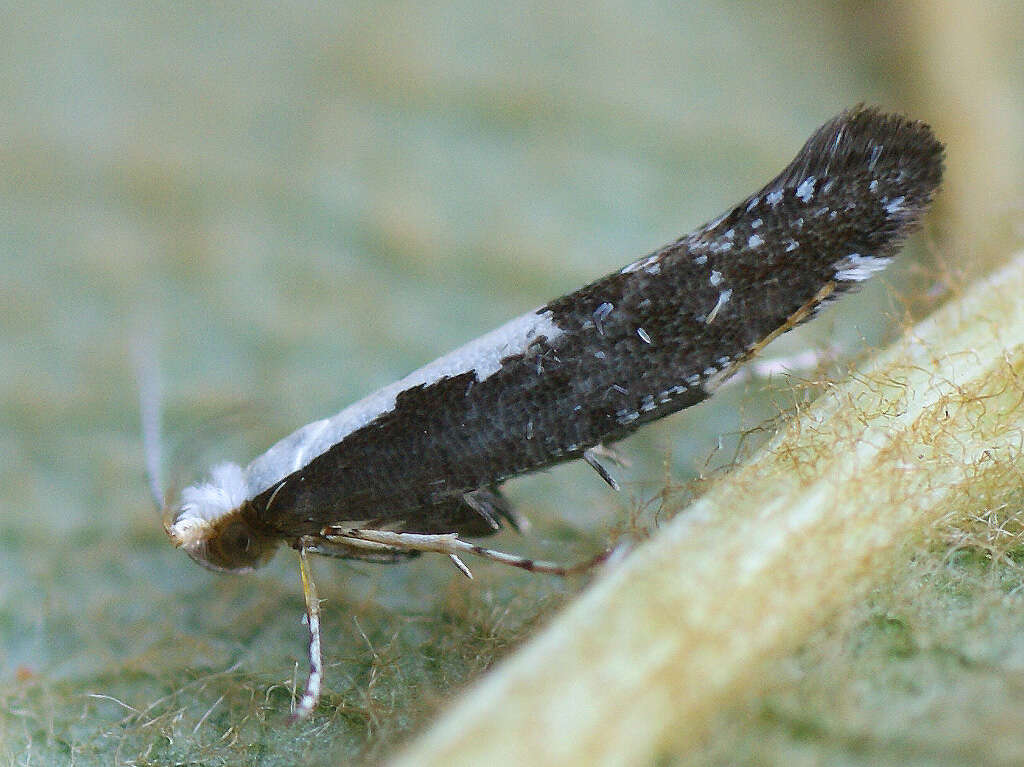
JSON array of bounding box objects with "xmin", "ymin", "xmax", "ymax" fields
[{"xmin": 167, "ymin": 502, "xmax": 279, "ymax": 573}]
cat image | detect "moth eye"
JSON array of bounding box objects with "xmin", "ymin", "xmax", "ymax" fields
[{"xmin": 203, "ymin": 517, "xmax": 279, "ymax": 573}]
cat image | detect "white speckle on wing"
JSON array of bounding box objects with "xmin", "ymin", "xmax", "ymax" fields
[
  {"xmin": 833, "ymin": 253, "xmax": 892, "ymax": 282},
  {"xmin": 885, "ymin": 196, "xmax": 905, "ymax": 215},
  {"xmin": 868, "ymin": 143, "xmax": 883, "ymax": 171},
  {"xmin": 641, "ymin": 394, "xmax": 657, "ymax": 412},
  {"xmin": 644, "ymin": 262, "xmax": 661, "ymax": 275},
  {"xmin": 637, "ymin": 327, "xmax": 653, "ymax": 344},
  {"xmin": 750, "ymin": 218, "xmax": 763, "ymax": 229},
  {"xmin": 869, "ymin": 179, "xmax": 879, "ymax": 193},
  {"xmin": 710, "ymin": 270, "xmax": 724, "ymax": 287},
  {"xmin": 766, "ymin": 189, "xmax": 783, "ymax": 207},
  {"xmin": 244, "ymin": 307, "xmax": 564, "ymax": 496},
  {"xmin": 617, "ymin": 409, "xmax": 641, "ymax": 424},
  {"xmin": 795, "ymin": 176, "xmax": 816, "ymax": 203},
  {"xmin": 594, "ymin": 302, "xmax": 614, "ymax": 335},
  {"xmin": 694, "ymin": 254, "xmax": 708, "ymax": 265},
  {"xmin": 704, "ymin": 288, "xmax": 732, "ymax": 324},
  {"xmin": 747, "ymin": 234, "xmax": 764, "ymax": 249},
  {"xmin": 746, "ymin": 196, "xmax": 760, "ymax": 212},
  {"xmin": 711, "ymin": 231, "xmax": 733, "ymax": 253},
  {"xmin": 785, "ymin": 239, "xmax": 799, "ymax": 252},
  {"xmin": 621, "ymin": 253, "xmax": 661, "ymax": 274}
]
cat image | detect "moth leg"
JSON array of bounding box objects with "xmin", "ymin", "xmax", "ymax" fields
[
  {"xmin": 464, "ymin": 487, "xmax": 529, "ymax": 533},
  {"xmin": 447, "ymin": 553, "xmax": 473, "ymax": 579},
  {"xmin": 583, "ymin": 447, "xmax": 620, "ymax": 491},
  {"xmin": 321, "ymin": 527, "xmax": 605, "ymax": 576},
  {"xmin": 301, "ymin": 537, "xmax": 418, "ymax": 564},
  {"xmin": 291, "ymin": 544, "xmax": 323, "ymax": 722},
  {"xmin": 461, "ymin": 489, "xmax": 502, "ymax": 530}
]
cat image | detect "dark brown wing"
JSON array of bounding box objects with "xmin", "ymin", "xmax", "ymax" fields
[{"xmin": 251, "ymin": 107, "xmax": 943, "ymax": 540}]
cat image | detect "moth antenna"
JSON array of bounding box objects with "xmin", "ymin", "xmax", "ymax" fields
[
  {"xmin": 321, "ymin": 528, "xmax": 609, "ymax": 576},
  {"xmin": 133, "ymin": 332, "xmax": 166, "ymax": 511}
]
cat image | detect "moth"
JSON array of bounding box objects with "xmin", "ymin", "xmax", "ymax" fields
[{"xmin": 158, "ymin": 106, "xmax": 943, "ymax": 719}]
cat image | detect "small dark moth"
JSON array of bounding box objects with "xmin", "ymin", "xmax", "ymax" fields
[{"xmin": 163, "ymin": 106, "xmax": 943, "ymax": 718}]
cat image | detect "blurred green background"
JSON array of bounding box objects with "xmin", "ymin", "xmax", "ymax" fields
[{"xmin": 1, "ymin": 1, "xmax": 1022, "ymax": 765}]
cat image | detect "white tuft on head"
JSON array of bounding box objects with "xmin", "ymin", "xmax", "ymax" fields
[
  {"xmin": 833, "ymin": 253, "xmax": 892, "ymax": 282},
  {"xmin": 180, "ymin": 462, "xmax": 248, "ymax": 520},
  {"xmin": 171, "ymin": 462, "xmax": 248, "ymax": 548}
]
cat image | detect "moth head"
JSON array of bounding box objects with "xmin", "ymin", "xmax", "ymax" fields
[{"xmin": 166, "ymin": 462, "xmax": 279, "ymax": 573}]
